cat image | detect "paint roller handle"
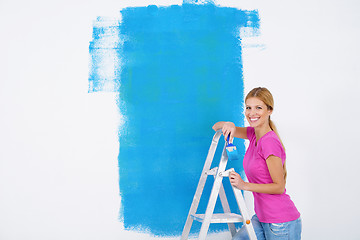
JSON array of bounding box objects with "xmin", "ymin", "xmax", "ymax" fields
[{"xmin": 226, "ymin": 134, "xmax": 235, "ymax": 147}]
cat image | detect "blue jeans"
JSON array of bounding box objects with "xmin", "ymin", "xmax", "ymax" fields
[{"xmin": 232, "ymin": 214, "xmax": 302, "ymax": 240}]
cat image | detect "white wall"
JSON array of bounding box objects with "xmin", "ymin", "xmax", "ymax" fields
[{"xmin": 0, "ymin": 0, "xmax": 359, "ymax": 239}]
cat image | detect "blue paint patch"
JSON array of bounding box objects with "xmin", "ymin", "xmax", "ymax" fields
[
  {"xmin": 89, "ymin": 3, "xmax": 260, "ymax": 236},
  {"xmin": 89, "ymin": 17, "xmax": 122, "ymax": 92}
]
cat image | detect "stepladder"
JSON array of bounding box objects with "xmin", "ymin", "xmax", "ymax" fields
[{"xmin": 181, "ymin": 131, "xmax": 257, "ymax": 240}]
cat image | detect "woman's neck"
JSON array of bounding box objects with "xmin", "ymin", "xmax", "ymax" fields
[{"xmin": 254, "ymin": 125, "xmax": 272, "ymax": 142}]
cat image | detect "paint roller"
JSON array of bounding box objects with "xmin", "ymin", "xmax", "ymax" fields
[{"xmin": 226, "ymin": 134, "xmax": 239, "ymax": 161}]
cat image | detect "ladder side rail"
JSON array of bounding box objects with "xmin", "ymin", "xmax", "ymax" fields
[
  {"xmin": 181, "ymin": 131, "xmax": 223, "ymax": 240},
  {"xmin": 198, "ymin": 145, "xmax": 229, "ymax": 240},
  {"xmin": 232, "ymin": 187, "xmax": 257, "ymax": 240},
  {"xmin": 216, "ymin": 176, "xmax": 237, "ymax": 236}
]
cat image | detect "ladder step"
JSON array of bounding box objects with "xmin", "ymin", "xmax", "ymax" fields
[
  {"xmin": 205, "ymin": 167, "xmax": 218, "ymax": 176},
  {"xmin": 191, "ymin": 213, "xmax": 244, "ymax": 223}
]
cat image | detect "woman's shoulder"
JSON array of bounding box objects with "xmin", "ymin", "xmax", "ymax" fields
[
  {"xmin": 259, "ymin": 131, "xmax": 281, "ymax": 146},
  {"xmin": 257, "ymin": 131, "xmax": 286, "ymax": 161}
]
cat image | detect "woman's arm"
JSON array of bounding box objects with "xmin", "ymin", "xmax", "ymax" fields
[
  {"xmin": 229, "ymin": 155, "xmax": 285, "ymax": 194},
  {"xmin": 212, "ymin": 121, "xmax": 248, "ymax": 142}
]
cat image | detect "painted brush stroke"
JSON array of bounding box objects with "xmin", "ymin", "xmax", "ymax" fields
[{"xmin": 89, "ymin": 3, "xmax": 260, "ymax": 236}]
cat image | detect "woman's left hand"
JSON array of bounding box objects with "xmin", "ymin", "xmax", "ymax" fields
[{"xmin": 229, "ymin": 171, "xmax": 247, "ymax": 190}]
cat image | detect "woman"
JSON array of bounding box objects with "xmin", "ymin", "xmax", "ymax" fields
[{"xmin": 212, "ymin": 87, "xmax": 301, "ymax": 240}]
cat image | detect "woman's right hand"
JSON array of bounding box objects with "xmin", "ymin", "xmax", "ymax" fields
[
  {"xmin": 222, "ymin": 122, "xmax": 236, "ymax": 143},
  {"xmin": 212, "ymin": 121, "xmax": 236, "ymax": 143}
]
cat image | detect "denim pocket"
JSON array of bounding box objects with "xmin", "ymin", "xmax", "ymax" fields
[{"xmin": 269, "ymin": 222, "xmax": 288, "ymax": 237}]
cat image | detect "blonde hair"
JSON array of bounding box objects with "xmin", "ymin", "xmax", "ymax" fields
[{"xmin": 245, "ymin": 87, "xmax": 287, "ymax": 180}]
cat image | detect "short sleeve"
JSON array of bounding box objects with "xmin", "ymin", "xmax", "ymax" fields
[
  {"xmin": 247, "ymin": 127, "xmax": 255, "ymax": 140},
  {"xmin": 258, "ymin": 135, "xmax": 285, "ymax": 164}
]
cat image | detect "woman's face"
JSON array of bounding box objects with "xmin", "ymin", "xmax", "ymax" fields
[{"xmin": 245, "ymin": 97, "xmax": 272, "ymax": 129}]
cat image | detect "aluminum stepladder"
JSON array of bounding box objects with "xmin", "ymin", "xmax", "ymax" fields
[{"xmin": 181, "ymin": 130, "xmax": 257, "ymax": 240}]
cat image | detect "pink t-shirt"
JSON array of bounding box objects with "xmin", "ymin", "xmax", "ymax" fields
[{"xmin": 243, "ymin": 127, "xmax": 300, "ymax": 223}]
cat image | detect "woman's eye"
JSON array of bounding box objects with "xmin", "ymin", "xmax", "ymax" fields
[
  {"xmin": 256, "ymin": 106, "xmax": 262, "ymax": 109},
  {"xmin": 246, "ymin": 106, "xmax": 251, "ymax": 109}
]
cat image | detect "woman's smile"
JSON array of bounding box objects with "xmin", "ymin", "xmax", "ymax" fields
[{"xmin": 249, "ymin": 117, "xmax": 260, "ymax": 123}]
